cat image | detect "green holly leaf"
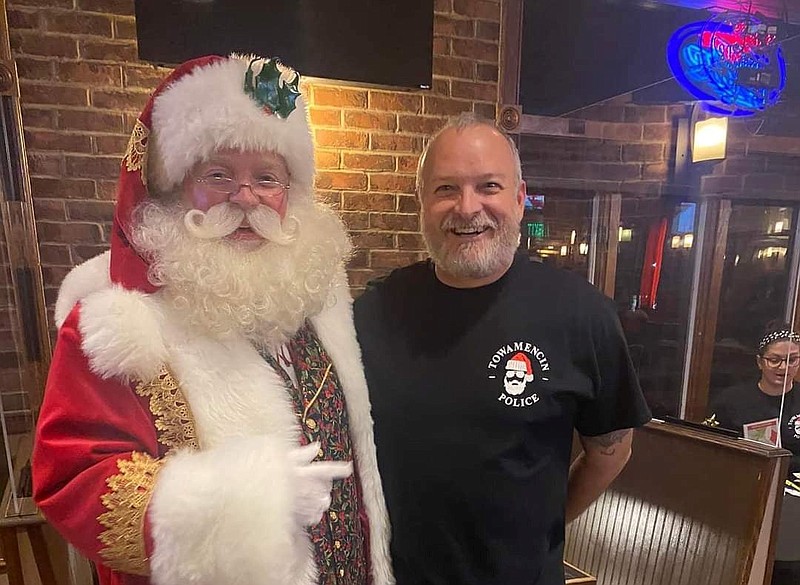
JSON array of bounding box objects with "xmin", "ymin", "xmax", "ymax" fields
[{"xmin": 244, "ymin": 57, "xmax": 301, "ymax": 119}]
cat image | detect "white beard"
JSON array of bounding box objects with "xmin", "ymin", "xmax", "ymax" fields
[{"xmin": 130, "ymin": 196, "xmax": 351, "ymax": 351}]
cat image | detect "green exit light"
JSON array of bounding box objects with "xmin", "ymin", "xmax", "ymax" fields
[{"xmin": 527, "ymin": 222, "xmax": 546, "ymax": 238}]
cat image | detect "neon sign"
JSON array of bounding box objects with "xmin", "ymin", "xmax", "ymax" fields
[{"xmin": 667, "ymin": 15, "xmax": 785, "ymax": 116}]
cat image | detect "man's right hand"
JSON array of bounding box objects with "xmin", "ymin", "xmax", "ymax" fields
[{"xmin": 289, "ymin": 442, "xmax": 353, "ymax": 526}]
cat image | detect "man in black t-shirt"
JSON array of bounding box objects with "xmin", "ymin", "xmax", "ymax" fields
[{"xmin": 354, "ymin": 113, "xmax": 652, "ymax": 585}]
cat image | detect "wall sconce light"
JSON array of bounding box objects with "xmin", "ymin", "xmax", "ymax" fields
[
  {"xmin": 570, "ymin": 230, "xmax": 576, "ymax": 245},
  {"xmin": 683, "ymin": 233, "xmax": 694, "ymax": 248},
  {"xmin": 618, "ymin": 228, "xmax": 633, "ymax": 242},
  {"xmin": 560, "ymin": 245, "xmax": 568, "ymax": 256},
  {"xmin": 692, "ymin": 117, "xmax": 728, "ymax": 163},
  {"xmin": 579, "ymin": 242, "xmax": 589, "ymax": 255},
  {"xmin": 671, "ymin": 235, "xmax": 681, "ymax": 249}
]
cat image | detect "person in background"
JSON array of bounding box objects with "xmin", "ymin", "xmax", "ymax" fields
[
  {"xmin": 32, "ymin": 54, "xmax": 393, "ymax": 585},
  {"xmin": 710, "ymin": 323, "xmax": 800, "ymax": 476},
  {"xmin": 354, "ymin": 113, "xmax": 651, "ymax": 585}
]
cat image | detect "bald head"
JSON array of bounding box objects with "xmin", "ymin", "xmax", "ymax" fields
[{"xmin": 416, "ymin": 112, "xmax": 522, "ymax": 196}]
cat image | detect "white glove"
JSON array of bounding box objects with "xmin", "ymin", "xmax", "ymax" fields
[{"xmin": 289, "ymin": 442, "xmax": 353, "ymax": 527}]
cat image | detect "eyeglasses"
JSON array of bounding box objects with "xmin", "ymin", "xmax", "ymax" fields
[
  {"xmin": 195, "ymin": 174, "xmax": 289, "ymax": 200},
  {"xmin": 760, "ymin": 354, "xmax": 800, "ymax": 368}
]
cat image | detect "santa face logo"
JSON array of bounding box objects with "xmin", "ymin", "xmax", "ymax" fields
[
  {"xmin": 487, "ymin": 342, "xmax": 550, "ymax": 408},
  {"xmin": 791, "ymin": 413, "xmax": 800, "ymax": 439}
]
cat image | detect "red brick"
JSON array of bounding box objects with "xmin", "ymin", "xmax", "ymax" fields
[
  {"xmin": 423, "ymin": 96, "xmax": 472, "ymax": 116},
  {"xmin": 42, "ymin": 266, "xmax": 72, "ymax": 286},
  {"xmin": 601, "ymin": 123, "xmax": 643, "ymax": 141},
  {"xmin": 44, "ymin": 11, "xmax": 112, "ymax": 36},
  {"xmin": 315, "ymin": 129, "xmax": 369, "ymax": 149},
  {"xmin": 369, "ymin": 92, "xmax": 423, "ymax": 114},
  {"xmin": 434, "ymin": 0, "xmax": 452, "ymax": 12},
  {"xmin": 343, "ymin": 192, "xmax": 395, "ymax": 211},
  {"xmin": 11, "ymin": 31, "xmax": 78, "ymax": 58},
  {"xmin": 434, "ymin": 15, "xmax": 474, "ymax": 38},
  {"xmin": 7, "ymin": 9, "xmax": 39, "ymax": 30},
  {"xmin": 65, "ymin": 155, "xmax": 121, "ymax": 179},
  {"xmin": 574, "ymin": 104, "xmax": 625, "ymax": 123},
  {"xmin": 37, "ymin": 221, "xmax": 103, "ymax": 244},
  {"xmin": 94, "ymin": 134, "xmax": 129, "ymax": 155},
  {"xmin": 743, "ymin": 173, "xmax": 786, "ymax": 191},
  {"xmin": 67, "ymin": 200, "xmax": 115, "ymax": 221},
  {"xmin": 451, "ymin": 80, "xmax": 496, "ymax": 101},
  {"xmin": 38, "ymin": 244, "xmax": 72, "ymax": 266},
  {"xmin": 451, "ymin": 38, "xmax": 497, "ymax": 62},
  {"xmin": 476, "ymin": 63, "xmax": 498, "ymax": 82},
  {"xmin": 58, "ymin": 109, "xmax": 124, "ymax": 133},
  {"xmin": 15, "ymin": 58, "xmax": 53, "ymax": 81},
  {"xmin": 341, "ymin": 211, "xmax": 369, "ymax": 230},
  {"xmin": 398, "ymin": 233, "xmax": 425, "ymax": 250},
  {"xmin": 30, "ymin": 177, "xmax": 95, "ymax": 199},
  {"xmin": 700, "ymin": 175, "xmax": 743, "ymax": 193},
  {"xmin": 642, "ymin": 124, "xmax": 671, "ymax": 143},
  {"xmin": 370, "ymin": 133, "xmax": 422, "ymax": 152},
  {"xmin": 57, "ymin": 62, "xmax": 122, "ymax": 86},
  {"xmin": 433, "ymin": 37, "xmax": 450, "ymax": 57},
  {"xmin": 114, "ymin": 18, "xmax": 137, "ymax": 40},
  {"xmin": 370, "ymin": 250, "xmax": 420, "ymax": 269},
  {"xmin": 347, "ymin": 269, "xmax": 374, "ymax": 288},
  {"xmin": 370, "ymin": 212, "xmax": 419, "ymax": 231},
  {"xmin": 397, "ymin": 155, "xmax": 420, "ymax": 174},
  {"xmin": 348, "ymin": 249, "xmax": 368, "ymax": 269},
  {"xmin": 343, "ymin": 111, "xmax": 397, "ymax": 131},
  {"xmin": 453, "ymin": 0, "xmax": 500, "ymax": 20},
  {"xmin": 316, "ymin": 150, "xmax": 340, "ymax": 170},
  {"xmin": 309, "ymin": 108, "xmax": 342, "ymax": 127},
  {"xmin": 315, "ymin": 171, "xmax": 367, "ymax": 191},
  {"xmin": 398, "ymin": 115, "xmax": 446, "ymax": 135},
  {"xmin": 433, "ymin": 56, "xmax": 474, "ymax": 79},
  {"xmin": 473, "ymin": 102, "xmax": 496, "ymax": 120},
  {"xmin": 28, "ymin": 153, "xmax": 62, "ymax": 176},
  {"xmin": 642, "ymin": 162, "xmax": 670, "ymax": 180},
  {"xmin": 79, "ymin": 40, "xmax": 137, "ymax": 62},
  {"xmin": 95, "ymin": 181, "xmax": 119, "ymax": 200},
  {"xmin": 25, "ymin": 130, "xmax": 92, "ymax": 153},
  {"xmin": 76, "ymin": 0, "xmax": 134, "ymax": 16},
  {"xmin": 20, "ymin": 83, "xmax": 87, "ymax": 106},
  {"xmin": 370, "ymin": 174, "xmax": 416, "ymax": 193},
  {"xmin": 475, "ymin": 20, "xmax": 501, "ymax": 41},
  {"xmin": 71, "ymin": 244, "xmax": 109, "ymax": 263},
  {"xmin": 91, "ymin": 89, "xmax": 149, "ymax": 111},
  {"xmin": 432, "ymin": 78, "xmax": 450, "ymax": 95},
  {"xmin": 351, "ymin": 231, "xmax": 394, "ymax": 250},
  {"xmin": 622, "ymin": 144, "xmax": 664, "ymax": 162},
  {"xmin": 312, "ymin": 87, "xmax": 367, "ymax": 108},
  {"xmin": 316, "ymin": 191, "xmax": 341, "ymax": 209},
  {"xmin": 343, "ymin": 153, "xmax": 395, "ymax": 172},
  {"xmin": 33, "ymin": 199, "xmax": 66, "ymax": 221},
  {"xmin": 123, "ymin": 65, "xmax": 169, "ymax": 90}
]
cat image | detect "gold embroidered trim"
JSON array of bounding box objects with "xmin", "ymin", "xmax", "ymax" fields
[
  {"xmin": 135, "ymin": 366, "xmax": 200, "ymax": 453},
  {"xmin": 98, "ymin": 452, "xmax": 162, "ymax": 576},
  {"xmin": 123, "ymin": 119, "xmax": 149, "ymax": 187}
]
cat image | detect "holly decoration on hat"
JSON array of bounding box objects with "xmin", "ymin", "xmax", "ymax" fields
[{"xmin": 244, "ymin": 57, "xmax": 300, "ymax": 119}]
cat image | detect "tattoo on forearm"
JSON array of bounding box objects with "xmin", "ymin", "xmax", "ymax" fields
[{"xmin": 586, "ymin": 429, "xmax": 630, "ymax": 456}]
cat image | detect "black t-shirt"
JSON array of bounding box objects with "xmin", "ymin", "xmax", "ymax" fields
[
  {"xmin": 710, "ymin": 381, "xmax": 800, "ymax": 476},
  {"xmin": 354, "ymin": 254, "xmax": 652, "ymax": 585}
]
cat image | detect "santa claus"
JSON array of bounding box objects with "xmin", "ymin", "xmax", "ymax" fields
[{"xmin": 32, "ymin": 55, "xmax": 393, "ymax": 585}]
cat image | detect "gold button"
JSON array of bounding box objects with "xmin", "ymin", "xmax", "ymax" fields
[
  {"xmin": 339, "ymin": 569, "xmax": 345, "ymax": 577},
  {"xmin": 306, "ymin": 418, "xmax": 317, "ymax": 430},
  {"xmin": 329, "ymin": 511, "xmax": 338, "ymax": 521},
  {"xmin": 334, "ymin": 540, "xmax": 341, "ymax": 549},
  {"xmin": 317, "ymin": 448, "xmax": 324, "ymax": 458}
]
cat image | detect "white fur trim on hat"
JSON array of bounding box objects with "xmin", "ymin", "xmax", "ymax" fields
[{"xmin": 149, "ymin": 56, "xmax": 315, "ymax": 197}]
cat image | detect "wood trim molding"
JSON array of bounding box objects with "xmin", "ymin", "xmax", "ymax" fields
[{"xmin": 499, "ymin": 0, "xmax": 523, "ymax": 106}]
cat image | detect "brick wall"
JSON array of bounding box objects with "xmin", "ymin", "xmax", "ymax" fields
[{"xmin": 7, "ymin": 0, "xmax": 502, "ymax": 324}]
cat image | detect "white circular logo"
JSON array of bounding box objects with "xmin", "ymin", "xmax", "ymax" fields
[{"xmin": 487, "ymin": 341, "xmax": 550, "ymax": 408}]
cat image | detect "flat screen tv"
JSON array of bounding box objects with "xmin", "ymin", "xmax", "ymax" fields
[{"xmin": 134, "ymin": 0, "xmax": 434, "ymax": 90}]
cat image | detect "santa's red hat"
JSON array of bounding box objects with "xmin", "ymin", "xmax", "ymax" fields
[
  {"xmin": 506, "ymin": 353, "xmax": 533, "ymax": 378},
  {"xmin": 111, "ymin": 54, "xmax": 313, "ymax": 293}
]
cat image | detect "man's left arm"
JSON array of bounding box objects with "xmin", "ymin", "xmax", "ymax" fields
[{"xmin": 565, "ymin": 428, "xmax": 633, "ymax": 523}]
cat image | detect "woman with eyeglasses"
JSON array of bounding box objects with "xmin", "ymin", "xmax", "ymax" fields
[{"xmin": 709, "ymin": 323, "xmax": 800, "ymax": 478}]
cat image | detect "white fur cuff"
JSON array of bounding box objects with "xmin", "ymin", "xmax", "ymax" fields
[{"xmin": 148, "ymin": 436, "xmax": 315, "ymax": 585}]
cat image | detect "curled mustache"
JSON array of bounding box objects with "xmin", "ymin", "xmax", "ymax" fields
[{"xmin": 184, "ymin": 202, "xmax": 299, "ymax": 246}]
